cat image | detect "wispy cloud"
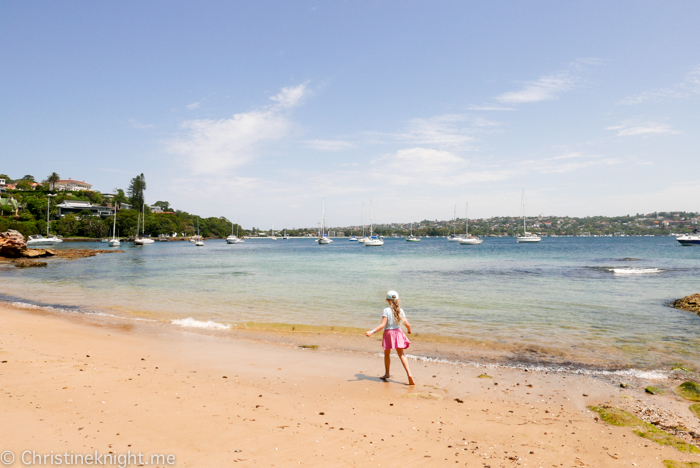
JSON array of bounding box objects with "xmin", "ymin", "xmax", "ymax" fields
[
  {"xmin": 619, "ymin": 66, "xmax": 700, "ymax": 104},
  {"xmin": 370, "ymin": 147, "xmax": 514, "ymax": 186},
  {"xmin": 304, "ymin": 139, "xmax": 356, "ymax": 151},
  {"xmin": 526, "ymin": 152, "xmax": 621, "ymax": 174},
  {"xmin": 186, "ymin": 102, "xmax": 201, "ymax": 110},
  {"xmin": 166, "ymin": 83, "xmax": 308, "ymax": 174},
  {"xmin": 606, "ymin": 122, "xmax": 680, "ymax": 137},
  {"xmin": 496, "ymin": 59, "xmax": 601, "ymax": 104},
  {"xmin": 128, "ymin": 118, "xmax": 154, "ymax": 129}
]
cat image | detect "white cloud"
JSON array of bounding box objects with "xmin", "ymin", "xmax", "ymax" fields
[
  {"xmin": 269, "ymin": 83, "xmax": 308, "ymax": 108},
  {"xmin": 384, "ymin": 114, "xmax": 499, "ymax": 149},
  {"xmin": 606, "ymin": 122, "xmax": 680, "ymax": 137},
  {"xmin": 370, "ymin": 147, "xmax": 513, "ymax": 186},
  {"xmin": 496, "ymin": 59, "xmax": 600, "ymax": 104},
  {"xmin": 526, "ymin": 152, "xmax": 621, "ymax": 174},
  {"xmin": 304, "ymin": 139, "xmax": 355, "ymax": 151},
  {"xmin": 186, "ymin": 102, "xmax": 201, "ymax": 110},
  {"xmin": 166, "ymin": 84, "xmax": 308, "ymax": 174},
  {"xmin": 619, "ymin": 66, "xmax": 700, "ymax": 104}
]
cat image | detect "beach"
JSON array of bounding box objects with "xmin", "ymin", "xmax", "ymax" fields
[{"xmin": 1, "ymin": 302, "xmax": 698, "ymax": 467}]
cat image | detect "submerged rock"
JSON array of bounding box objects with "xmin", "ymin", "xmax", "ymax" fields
[
  {"xmin": 671, "ymin": 294, "xmax": 700, "ymax": 315},
  {"xmin": 690, "ymin": 404, "xmax": 700, "ymax": 421},
  {"xmin": 646, "ymin": 386, "xmax": 666, "ymax": 395}
]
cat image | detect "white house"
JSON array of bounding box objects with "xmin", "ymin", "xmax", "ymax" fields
[{"xmin": 54, "ymin": 179, "xmax": 93, "ymax": 191}]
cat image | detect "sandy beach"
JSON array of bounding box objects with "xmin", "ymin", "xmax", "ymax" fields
[{"xmin": 1, "ymin": 302, "xmax": 698, "ymax": 468}]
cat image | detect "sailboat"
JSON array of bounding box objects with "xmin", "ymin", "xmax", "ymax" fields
[
  {"xmin": 447, "ymin": 205, "xmax": 461, "ymax": 241},
  {"xmin": 195, "ymin": 217, "xmax": 204, "ymax": 246},
  {"xmin": 406, "ymin": 218, "xmax": 420, "ymax": 242},
  {"xmin": 516, "ymin": 190, "xmax": 541, "ymax": 243},
  {"xmin": 134, "ymin": 204, "xmax": 154, "ymax": 245},
  {"xmin": 459, "ymin": 202, "xmax": 482, "ymax": 245},
  {"xmin": 108, "ymin": 206, "xmax": 120, "ymax": 247},
  {"xmin": 226, "ymin": 221, "xmax": 241, "ymax": 244},
  {"xmin": 318, "ymin": 199, "xmax": 333, "ymax": 244},
  {"xmin": 282, "ymin": 225, "xmax": 289, "ymax": 240},
  {"xmin": 270, "ymin": 223, "xmax": 277, "ymax": 240},
  {"xmin": 348, "ymin": 229, "xmax": 358, "ymax": 241},
  {"xmin": 364, "ymin": 199, "xmax": 384, "ymax": 246},
  {"xmin": 358, "ymin": 201, "xmax": 369, "ymax": 243}
]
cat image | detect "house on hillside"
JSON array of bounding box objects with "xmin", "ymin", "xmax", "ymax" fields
[
  {"xmin": 54, "ymin": 179, "xmax": 93, "ymax": 191},
  {"xmin": 57, "ymin": 200, "xmax": 114, "ymax": 218}
]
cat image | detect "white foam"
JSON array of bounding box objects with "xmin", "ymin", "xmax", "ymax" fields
[
  {"xmin": 11, "ymin": 301, "xmax": 71, "ymax": 313},
  {"xmin": 171, "ymin": 317, "xmax": 231, "ymax": 330},
  {"xmin": 608, "ymin": 268, "xmax": 663, "ymax": 275}
]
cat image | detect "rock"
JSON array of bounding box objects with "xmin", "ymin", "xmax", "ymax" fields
[
  {"xmin": 671, "ymin": 294, "xmax": 700, "ymax": 315},
  {"xmin": 690, "ymin": 404, "xmax": 700, "ymax": 421},
  {"xmin": 13, "ymin": 260, "xmax": 47, "ymax": 268},
  {"xmin": 645, "ymin": 386, "xmax": 665, "ymax": 395},
  {"xmin": 675, "ymin": 382, "xmax": 700, "ymax": 402},
  {"xmin": 22, "ymin": 249, "xmax": 44, "ymax": 258},
  {"xmin": 620, "ymin": 382, "xmax": 629, "ymax": 388},
  {"xmin": 0, "ymin": 230, "xmax": 27, "ymax": 258}
]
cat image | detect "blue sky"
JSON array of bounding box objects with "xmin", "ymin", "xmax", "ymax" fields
[{"xmin": 1, "ymin": 1, "xmax": 699, "ymax": 228}]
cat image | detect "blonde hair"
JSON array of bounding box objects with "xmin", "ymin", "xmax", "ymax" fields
[{"xmin": 388, "ymin": 298, "xmax": 403, "ymax": 325}]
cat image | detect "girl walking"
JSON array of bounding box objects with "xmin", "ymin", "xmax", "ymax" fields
[{"xmin": 365, "ymin": 290, "xmax": 415, "ymax": 385}]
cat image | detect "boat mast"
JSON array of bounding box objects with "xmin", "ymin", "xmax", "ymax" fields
[
  {"xmin": 112, "ymin": 205, "xmax": 118, "ymax": 240},
  {"xmin": 362, "ymin": 201, "xmax": 365, "ymax": 237},
  {"xmin": 369, "ymin": 199, "xmax": 373, "ymax": 236},
  {"xmin": 522, "ymin": 189, "xmax": 526, "ymax": 234},
  {"xmin": 46, "ymin": 197, "xmax": 51, "ymax": 237},
  {"xmin": 453, "ymin": 205, "xmax": 456, "ymax": 236},
  {"xmin": 466, "ymin": 202, "xmax": 469, "ymax": 237}
]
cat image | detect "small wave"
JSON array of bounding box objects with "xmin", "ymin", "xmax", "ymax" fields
[
  {"xmin": 608, "ymin": 268, "xmax": 663, "ymax": 275},
  {"xmin": 11, "ymin": 301, "xmax": 76, "ymax": 313},
  {"xmin": 171, "ymin": 317, "xmax": 231, "ymax": 330},
  {"xmin": 397, "ymin": 354, "xmax": 668, "ymax": 380}
]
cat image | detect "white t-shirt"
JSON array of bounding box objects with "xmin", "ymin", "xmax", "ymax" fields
[{"xmin": 382, "ymin": 307, "xmax": 405, "ymax": 330}]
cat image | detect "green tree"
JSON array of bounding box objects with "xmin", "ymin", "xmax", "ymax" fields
[
  {"xmin": 153, "ymin": 200, "xmax": 171, "ymax": 212},
  {"xmin": 16, "ymin": 180, "xmax": 32, "ymax": 190},
  {"xmin": 113, "ymin": 188, "xmax": 128, "ymax": 207},
  {"xmin": 128, "ymin": 173, "xmax": 147, "ymax": 209},
  {"xmin": 47, "ymin": 172, "xmax": 60, "ymax": 191},
  {"xmin": 21, "ymin": 175, "xmax": 35, "ymax": 181}
]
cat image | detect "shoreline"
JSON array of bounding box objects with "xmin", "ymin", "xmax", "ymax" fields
[
  {"xmin": 1, "ymin": 301, "xmax": 699, "ymax": 467},
  {"xmin": 2, "ymin": 292, "xmax": 691, "ymax": 380}
]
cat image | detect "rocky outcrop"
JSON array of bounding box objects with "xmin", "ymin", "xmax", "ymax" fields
[
  {"xmin": 0, "ymin": 230, "xmax": 28, "ymax": 258},
  {"xmin": 671, "ymin": 294, "xmax": 700, "ymax": 315}
]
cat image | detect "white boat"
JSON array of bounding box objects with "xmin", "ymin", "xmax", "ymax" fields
[
  {"xmin": 447, "ymin": 205, "xmax": 462, "ymax": 241},
  {"xmin": 317, "ymin": 199, "xmax": 333, "ymax": 244},
  {"xmin": 516, "ymin": 190, "xmax": 541, "ymax": 243},
  {"xmin": 27, "ymin": 197, "xmax": 63, "ymax": 246},
  {"xmin": 134, "ymin": 203, "xmax": 154, "ymax": 245},
  {"xmin": 108, "ymin": 206, "xmax": 120, "ymax": 247},
  {"xmin": 406, "ymin": 218, "xmax": 420, "ymax": 242},
  {"xmin": 270, "ymin": 223, "xmax": 277, "ymax": 240},
  {"xmin": 459, "ymin": 202, "xmax": 482, "ymax": 245},
  {"xmin": 195, "ymin": 217, "xmax": 204, "ymax": 246},
  {"xmin": 26, "ymin": 234, "xmax": 63, "ymax": 247},
  {"xmin": 677, "ymin": 231, "xmax": 700, "ymax": 246},
  {"xmin": 357, "ymin": 202, "xmax": 369, "ymax": 243},
  {"xmin": 348, "ymin": 235, "xmax": 358, "ymax": 241},
  {"xmin": 282, "ymin": 227, "xmax": 289, "ymax": 240},
  {"xmin": 226, "ymin": 221, "xmax": 242, "ymax": 244},
  {"xmin": 364, "ymin": 200, "xmax": 383, "ymax": 246}
]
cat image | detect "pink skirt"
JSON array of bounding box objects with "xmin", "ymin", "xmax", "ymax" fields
[{"xmin": 382, "ymin": 328, "xmax": 411, "ymax": 350}]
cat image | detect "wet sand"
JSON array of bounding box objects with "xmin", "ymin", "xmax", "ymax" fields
[{"xmin": 1, "ymin": 303, "xmax": 698, "ymax": 467}]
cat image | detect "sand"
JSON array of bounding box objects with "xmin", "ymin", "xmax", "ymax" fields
[{"xmin": 1, "ymin": 303, "xmax": 698, "ymax": 468}]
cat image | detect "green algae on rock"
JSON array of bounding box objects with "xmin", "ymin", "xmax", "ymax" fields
[
  {"xmin": 690, "ymin": 404, "xmax": 700, "ymax": 421},
  {"xmin": 588, "ymin": 406, "xmax": 700, "ymax": 454},
  {"xmin": 645, "ymin": 386, "xmax": 666, "ymax": 395},
  {"xmin": 663, "ymin": 461, "xmax": 700, "ymax": 468},
  {"xmin": 477, "ymin": 374, "xmax": 492, "ymax": 379},
  {"xmin": 676, "ymin": 382, "xmax": 700, "ymax": 402}
]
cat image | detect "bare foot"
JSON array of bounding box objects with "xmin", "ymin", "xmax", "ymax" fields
[
  {"xmin": 408, "ymin": 376, "xmax": 416, "ymax": 385},
  {"xmin": 380, "ymin": 374, "xmax": 390, "ymax": 381}
]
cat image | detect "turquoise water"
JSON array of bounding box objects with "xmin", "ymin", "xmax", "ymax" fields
[{"xmin": 2, "ymin": 237, "xmax": 699, "ymax": 370}]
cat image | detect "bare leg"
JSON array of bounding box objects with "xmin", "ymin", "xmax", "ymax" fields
[
  {"xmin": 381, "ymin": 349, "xmax": 391, "ymax": 380},
  {"xmin": 396, "ymin": 348, "xmax": 415, "ymax": 385}
]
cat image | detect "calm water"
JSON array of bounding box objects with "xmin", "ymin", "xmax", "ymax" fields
[{"xmin": 2, "ymin": 237, "xmax": 699, "ymax": 370}]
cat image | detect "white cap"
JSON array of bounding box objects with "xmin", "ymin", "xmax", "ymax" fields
[{"xmin": 386, "ymin": 290, "xmax": 399, "ymax": 300}]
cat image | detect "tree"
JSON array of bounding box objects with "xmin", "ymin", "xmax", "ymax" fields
[
  {"xmin": 153, "ymin": 200, "xmax": 171, "ymax": 212},
  {"xmin": 47, "ymin": 172, "xmax": 60, "ymax": 191},
  {"xmin": 21, "ymin": 175, "xmax": 36, "ymax": 181},
  {"xmin": 128, "ymin": 174, "xmax": 147, "ymax": 209},
  {"xmin": 16, "ymin": 180, "xmax": 32, "ymax": 190}
]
